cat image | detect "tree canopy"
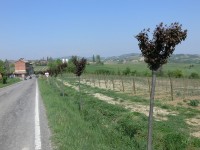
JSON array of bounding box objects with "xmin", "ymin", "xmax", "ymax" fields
[
  {"xmin": 135, "ymin": 22, "xmax": 187, "ymax": 71},
  {"xmin": 0, "ymin": 60, "xmax": 5, "ymax": 75},
  {"xmin": 47, "ymin": 59, "xmax": 67, "ymax": 77},
  {"xmin": 72, "ymin": 57, "xmax": 87, "ymax": 76}
]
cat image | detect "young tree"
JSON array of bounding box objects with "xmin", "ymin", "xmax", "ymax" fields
[
  {"xmin": 0, "ymin": 60, "xmax": 5, "ymax": 72},
  {"xmin": 4, "ymin": 59, "xmax": 10, "ymax": 74},
  {"xmin": 135, "ymin": 22, "xmax": 187, "ymax": 150},
  {"xmin": 96, "ymin": 55, "xmax": 101, "ymax": 64},
  {"xmin": 0, "ymin": 60, "xmax": 7, "ymax": 84},
  {"xmin": 72, "ymin": 56, "xmax": 87, "ymax": 110},
  {"xmin": 47, "ymin": 59, "xmax": 67, "ymax": 77},
  {"xmin": 48, "ymin": 60, "xmax": 58, "ymax": 77}
]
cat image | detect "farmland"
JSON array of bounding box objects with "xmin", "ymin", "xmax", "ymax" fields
[
  {"xmin": 80, "ymin": 74, "xmax": 200, "ymax": 103},
  {"xmin": 85, "ymin": 62, "xmax": 200, "ymax": 78}
]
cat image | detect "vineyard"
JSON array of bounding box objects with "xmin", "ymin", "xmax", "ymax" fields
[
  {"xmin": 80, "ymin": 74, "xmax": 200, "ymax": 103},
  {"xmin": 34, "ymin": 66, "xmax": 48, "ymax": 72}
]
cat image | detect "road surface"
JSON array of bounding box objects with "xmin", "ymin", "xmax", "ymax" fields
[{"xmin": 0, "ymin": 78, "xmax": 51, "ymax": 150}]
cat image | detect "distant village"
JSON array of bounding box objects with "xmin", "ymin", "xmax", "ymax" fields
[{"xmin": 1, "ymin": 57, "xmax": 68, "ymax": 80}]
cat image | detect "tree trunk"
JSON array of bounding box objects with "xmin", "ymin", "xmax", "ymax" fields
[
  {"xmin": 169, "ymin": 76, "xmax": 174, "ymax": 101},
  {"xmin": 98, "ymin": 75, "xmax": 101, "ymax": 87},
  {"xmin": 147, "ymin": 70, "xmax": 157, "ymax": 150},
  {"xmin": 78, "ymin": 76, "xmax": 83, "ymax": 111},
  {"xmin": 60, "ymin": 71, "xmax": 64, "ymax": 97},
  {"xmin": 121, "ymin": 76, "xmax": 124, "ymax": 92},
  {"xmin": 132, "ymin": 78, "xmax": 136, "ymax": 94}
]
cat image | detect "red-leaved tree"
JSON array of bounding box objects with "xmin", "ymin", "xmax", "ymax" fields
[
  {"xmin": 135, "ymin": 22, "xmax": 187, "ymax": 150},
  {"xmin": 72, "ymin": 56, "xmax": 87, "ymax": 110}
]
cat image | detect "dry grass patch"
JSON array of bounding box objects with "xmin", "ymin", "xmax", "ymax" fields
[{"xmin": 93, "ymin": 92, "xmax": 178, "ymax": 121}]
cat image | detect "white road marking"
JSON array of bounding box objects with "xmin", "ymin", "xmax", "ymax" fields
[{"xmin": 35, "ymin": 80, "xmax": 41, "ymax": 150}]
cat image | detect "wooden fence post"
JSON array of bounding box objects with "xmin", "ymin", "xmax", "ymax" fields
[
  {"xmin": 169, "ymin": 76, "xmax": 174, "ymax": 101},
  {"xmin": 132, "ymin": 77, "xmax": 136, "ymax": 94},
  {"xmin": 104, "ymin": 75, "xmax": 107, "ymax": 88},
  {"xmin": 183, "ymin": 78, "xmax": 187, "ymax": 99},
  {"xmin": 112, "ymin": 77, "xmax": 115, "ymax": 90},
  {"xmin": 93, "ymin": 75, "xmax": 95, "ymax": 87},
  {"xmin": 97, "ymin": 75, "xmax": 100, "ymax": 87},
  {"xmin": 121, "ymin": 76, "xmax": 124, "ymax": 92}
]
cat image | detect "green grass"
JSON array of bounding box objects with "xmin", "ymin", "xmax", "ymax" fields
[
  {"xmin": 0, "ymin": 77, "xmax": 21, "ymax": 88},
  {"xmin": 39, "ymin": 77, "xmax": 200, "ymax": 150},
  {"xmin": 86, "ymin": 62, "xmax": 200, "ymax": 77},
  {"xmin": 163, "ymin": 63, "xmax": 200, "ymax": 76},
  {"xmin": 86, "ymin": 62, "xmax": 149, "ymax": 75}
]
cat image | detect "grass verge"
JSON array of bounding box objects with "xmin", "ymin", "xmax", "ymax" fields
[{"xmin": 0, "ymin": 77, "xmax": 21, "ymax": 88}]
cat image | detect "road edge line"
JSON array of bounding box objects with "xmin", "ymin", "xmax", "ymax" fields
[{"xmin": 35, "ymin": 80, "xmax": 42, "ymax": 150}]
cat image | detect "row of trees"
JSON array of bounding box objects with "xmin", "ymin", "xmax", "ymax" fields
[
  {"xmin": 92, "ymin": 54, "xmax": 103, "ymax": 65},
  {"xmin": 40, "ymin": 56, "xmax": 87, "ymax": 110},
  {"xmin": 0, "ymin": 59, "xmax": 12, "ymax": 84},
  {"xmin": 36, "ymin": 57, "xmax": 87, "ymax": 78}
]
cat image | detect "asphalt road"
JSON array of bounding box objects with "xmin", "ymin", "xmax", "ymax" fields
[{"xmin": 0, "ymin": 78, "xmax": 52, "ymax": 150}]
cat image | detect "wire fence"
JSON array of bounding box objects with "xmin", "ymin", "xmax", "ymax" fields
[
  {"xmin": 43, "ymin": 73, "xmax": 200, "ymax": 102},
  {"xmin": 80, "ymin": 74, "xmax": 200, "ymax": 101}
]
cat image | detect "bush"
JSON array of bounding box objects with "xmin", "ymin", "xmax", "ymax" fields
[
  {"xmin": 95, "ymin": 69, "xmax": 115, "ymax": 75},
  {"xmin": 122, "ymin": 67, "xmax": 131, "ymax": 75},
  {"xmin": 188, "ymin": 100, "xmax": 200, "ymax": 107},
  {"xmin": 168, "ymin": 69, "xmax": 183, "ymax": 78},
  {"xmin": 2, "ymin": 76, "xmax": 7, "ymax": 84},
  {"xmin": 189, "ymin": 72, "xmax": 199, "ymax": 79},
  {"xmin": 66, "ymin": 61, "xmax": 76, "ymax": 73},
  {"xmin": 131, "ymin": 70, "xmax": 137, "ymax": 76},
  {"xmin": 143, "ymin": 71, "xmax": 151, "ymax": 77}
]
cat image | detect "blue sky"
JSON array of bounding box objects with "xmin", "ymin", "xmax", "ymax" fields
[{"xmin": 0, "ymin": 0, "xmax": 199, "ymax": 60}]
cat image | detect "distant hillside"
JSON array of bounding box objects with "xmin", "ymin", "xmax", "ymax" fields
[
  {"xmin": 26, "ymin": 53, "xmax": 200, "ymax": 64},
  {"xmin": 104, "ymin": 53, "xmax": 142, "ymax": 64},
  {"xmin": 169, "ymin": 54, "xmax": 200, "ymax": 63},
  {"xmin": 103, "ymin": 53, "xmax": 200, "ymax": 64}
]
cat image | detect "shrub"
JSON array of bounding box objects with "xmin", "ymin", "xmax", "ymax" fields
[
  {"xmin": 130, "ymin": 70, "xmax": 137, "ymax": 76},
  {"xmin": 2, "ymin": 76, "xmax": 7, "ymax": 84},
  {"xmin": 66, "ymin": 61, "xmax": 76, "ymax": 73},
  {"xmin": 95, "ymin": 69, "xmax": 115, "ymax": 75},
  {"xmin": 189, "ymin": 72, "xmax": 199, "ymax": 79},
  {"xmin": 122, "ymin": 67, "xmax": 131, "ymax": 75},
  {"xmin": 188, "ymin": 100, "xmax": 199, "ymax": 107},
  {"xmin": 143, "ymin": 71, "xmax": 151, "ymax": 77},
  {"xmin": 168, "ymin": 69, "xmax": 183, "ymax": 78}
]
